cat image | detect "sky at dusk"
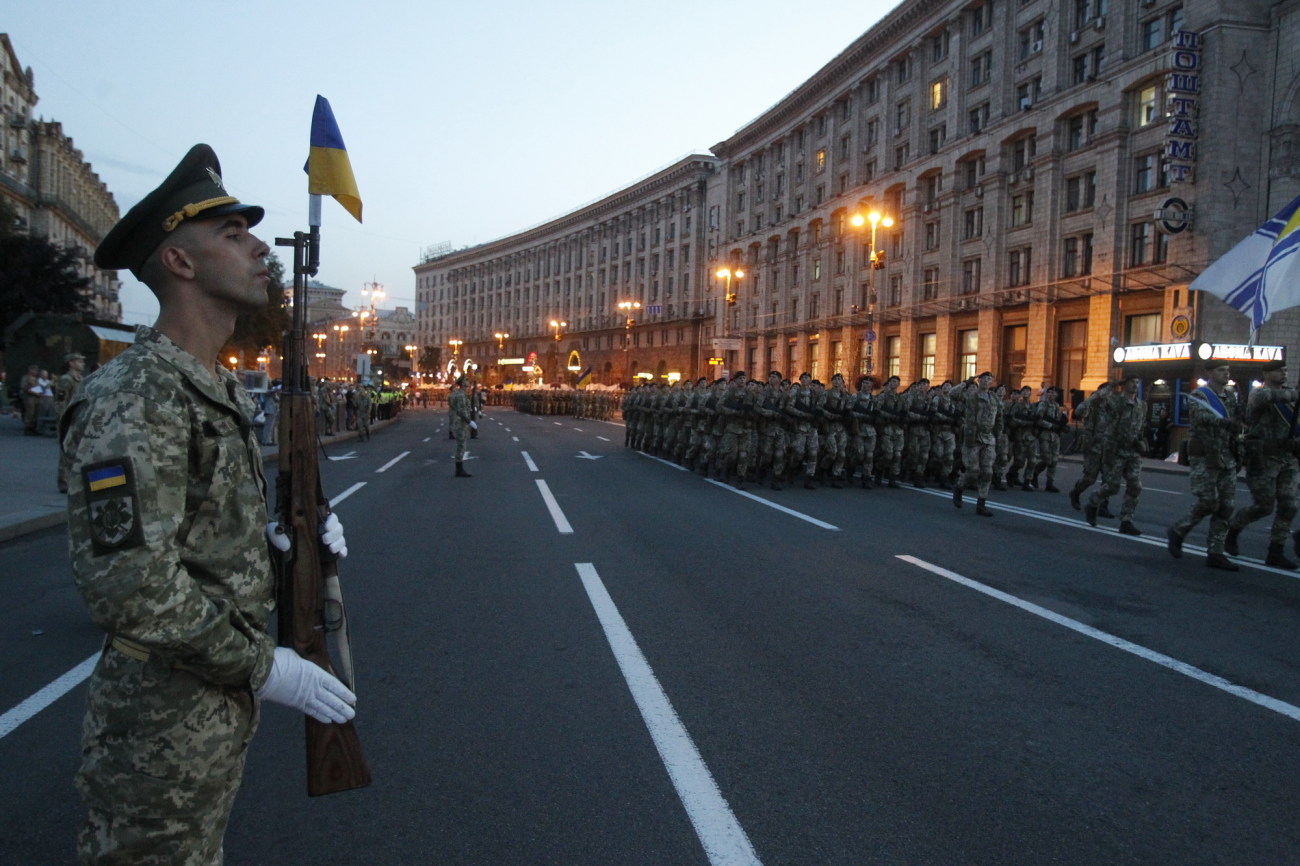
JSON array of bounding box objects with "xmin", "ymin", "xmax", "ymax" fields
[{"xmin": 6, "ymin": 0, "xmax": 896, "ymax": 325}]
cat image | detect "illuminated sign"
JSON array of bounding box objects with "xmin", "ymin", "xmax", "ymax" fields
[
  {"xmin": 497, "ymin": 357, "xmax": 526, "ymax": 365},
  {"xmin": 707, "ymin": 357, "xmax": 724, "ymax": 365},
  {"xmin": 1115, "ymin": 342, "xmax": 1284, "ymax": 364}
]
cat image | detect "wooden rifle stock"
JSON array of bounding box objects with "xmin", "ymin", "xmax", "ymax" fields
[{"xmin": 275, "ymin": 226, "xmax": 371, "ymax": 797}]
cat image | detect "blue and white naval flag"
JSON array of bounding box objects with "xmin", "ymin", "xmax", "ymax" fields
[{"xmin": 1189, "ymin": 194, "xmax": 1300, "ymax": 334}]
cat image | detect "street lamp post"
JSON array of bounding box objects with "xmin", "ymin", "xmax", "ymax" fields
[
  {"xmin": 549, "ymin": 320, "xmax": 567, "ymax": 384},
  {"xmin": 494, "ymin": 331, "xmax": 510, "ymax": 350},
  {"xmin": 715, "ymin": 266, "xmax": 744, "ymax": 371},
  {"xmin": 849, "ymin": 209, "xmax": 895, "ymax": 375},
  {"xmin": 333, "ymin": 324, "xmax": 350, "ymax": 380},
  {"xmin": 617, "ymin": 301, "xmax": 640, "ymax": 384},
  {"xmin": 404, "ymin": 344, "xmax": 419, "ymax": 386}
]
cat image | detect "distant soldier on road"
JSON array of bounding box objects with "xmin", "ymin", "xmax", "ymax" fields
[
  {"xmin": 1168, "ymin": 360, "xmax": 1242, "ymax": 570},
  {"xmin": 450, "ymin": 375, "xmax": 473, "ymax": 476}
]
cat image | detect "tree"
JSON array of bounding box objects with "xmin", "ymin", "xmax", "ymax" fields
[
  {"xmin": 0, "ymin": 229, "xmax": 94, "ymax": 337},
  {"xmin": 222, "ymin": 251, "xmax": 290, "ymax": 363}
]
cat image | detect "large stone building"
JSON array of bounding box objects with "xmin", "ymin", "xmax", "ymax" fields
[
  {"xmin": 416, "ymin": 0, "xmax": 1299, "ymax": 398},
  {"xmin": 1, "ymin": 34, "xmax": 121, "ymax": 321},
  {"xmin": 414, "ymin": 156, "xmax": 719, "ymax": 386}
]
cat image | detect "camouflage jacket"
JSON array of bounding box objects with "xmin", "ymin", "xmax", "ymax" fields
[
  {"xmin": 60, "ymin": 326, "xmax": 276, "ymax": 689},
  {"xmin": 961, "ymin": 388, "xmax": 1001, "ymax": 446},
  {"xmin": 1187, "ymin": 385, "xmax": 1238, "ymax": 468}
]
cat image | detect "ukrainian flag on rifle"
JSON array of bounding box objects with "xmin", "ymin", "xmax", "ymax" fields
[
  {"xmin": 576, "ymin": 366, "xmax": 593, "ymax": 389},
  {"xmin": 306, "ymin": 95, "xmax": 363, "ymax": 222}
]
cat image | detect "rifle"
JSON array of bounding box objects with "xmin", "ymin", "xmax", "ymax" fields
[{"xmin": 275, "ymin": 203, "xmax": 371, "ymax": 797}]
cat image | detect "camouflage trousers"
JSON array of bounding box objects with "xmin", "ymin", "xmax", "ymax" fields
[
  {"xmin": 878, "ymin": 425, "xmax": 905, "ymax": 478},
  {"xmin": 822, "ymin": 423, "xmax": 848, "ymax": 478},
  {"xmin": 1035, "ymin": 432, "xmax": 1060, "ymax": 482},
  {"xmin": 452, "ymin": 424, "xmax": 469, "ymax": 461},
  {"xmin": 1172, "ymin": 458, "xmax": 1238, "ymax": 554},
  {"xmin": 759, "ymin": 425, "xmax": 788, "ymax": 478},
  {"xmin": 716, "ymin": 424, "xmax": 752, "ymax": 478},
  {"xmin": 788, "ymin": 424, "xmax": 819, "ymax": 478},
  {"xmin": 1229, "ymin": 455, "xmax": 1299, "ymax": 545},
  {"xmin": 907, "ymin": 427, "xmax": 931, "ymax": 480},
  {"xmin": 959, "ymin": 439, "xmax": 996, "ymax": 498},
  {"xmin": 1090, "ymin": 450, "xmax": 1142, "ymax": 520},
  {"xmin": 994, "ymin": 434, "xmax": 1011, "ymax": 479},
  {"xmin": 1013, "ymin": 432, "xmax": 1040, "ymax": 477},
  {"xmin": 931, "ymin": 429, "xmax": 957, "ymax": 479},
  {"xmin": 78, "ymin": 647, "xmax": 257, "ymax": 865},
  {"xmin": 1071, "ymin": 446, "xmax": 1105, "ymax": 497},
  {"xmin": 849, "ymin": 428, "xmax": 877, "ymax": 479}
]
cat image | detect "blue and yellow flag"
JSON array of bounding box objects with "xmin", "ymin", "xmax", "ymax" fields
[
  {"xmin": 1191, "ymin": 194, "xmax": 1300, "ymax": 333},
  {"xmin": 307, "ymin": 95, "xmax": 362, "ymax": 222},
  {"xmin": 576, "ymin": 366, "xmax": 593, "ymax": 389}
]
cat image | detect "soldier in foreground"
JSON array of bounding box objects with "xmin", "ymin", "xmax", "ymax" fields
[
  {"xmin": 1167, "ymin": 359, "xmax": 1242, "ymax": 570},
  {"xmin": 1225, "ymin": 359, "xmax": 1298, "ymax": 568},
  {"xmin": 61, "ymin": 145, "xmax": 355, "ymax": 864}
]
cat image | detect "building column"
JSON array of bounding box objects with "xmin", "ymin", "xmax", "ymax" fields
[
  {"xmin": 934, "ymin": 314, "xmax": 955, "ymax": 381},
  {"xmin": 1082, "ymin": 291, "xmax": 1117, "ymax": 392},
  {"xmin": 1025, "ymin": 300, "xmax": 1053, "ymax": 390}
]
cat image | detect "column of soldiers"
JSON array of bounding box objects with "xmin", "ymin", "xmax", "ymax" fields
[
  {"xmin": 618, "ymin": 371, "xmax": 1073, "ymax": 505},
  {"xmin": 511, "ymin": 388, "xmax": 616, "ymax": 419}
]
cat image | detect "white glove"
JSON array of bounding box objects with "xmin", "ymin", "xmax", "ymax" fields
[
  {"xmin": 265, "ymin": 513, "xmax": 348, "ymax": 559},
  {"xmin": 470, "ymin": 420, "xmax": 478, "ymax": 430},
  {"xmin": 256, "ymin": 647, "xmax": 356, "ymax": 724},
  {"xmin": 320, "ymin": 512, "xmax": 348, "ymax": 558}
]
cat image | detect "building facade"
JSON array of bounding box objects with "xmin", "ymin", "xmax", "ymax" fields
[
  {"xmin": 414, "ymin": 156, "xmax": 719, "ymax": 387},
  {"xmin": 1, "ymin": 35, "xmax": 122, "ymax": 321},
  {"xmin": 415, "ymin": 0, "xmax": 1299, "ymax": 395}
]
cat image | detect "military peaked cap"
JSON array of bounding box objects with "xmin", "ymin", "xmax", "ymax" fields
[{"xmin": 94, "ymin": 144, "xmax": 264, "ymax": 273}]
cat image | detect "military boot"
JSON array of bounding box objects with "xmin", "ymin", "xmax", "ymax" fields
[
  {"xmin": 1166, "ymin": 526, "xmax": 1184, "ymax": 559},
  {"xmin": 1069, "ymin": 486, "xmax": 1082, "ymax": 510},
  {"xmin": 953, "ymin": 485, "xmax": 963, "ymax": 509},
  {"xmin": 1097, "ymin": 501, "xmax": 1116, "ymax": 519},
  {"xmin": 975, "ymin": 498, "xmax": 993, "ymax": 517},
  {"xmin": 992, "ymin": 478, "xmax": 1007, "ymax": 491},
  {"xmin": 1224, "ymin": 526, "xmax": 1241, "ymax": 557},
  {"xmin": 1118, "ymin": 520, "xmax": 1142, "ymax": 537},
  {"xmin": 1085, "ymin": 503, "xmax": 1098, "ymax": 527},
  {"xmin": 1045, "ymin": 481, "xmax": 1060, "ymax": 493},
  {"xmin": 1265, "ymin": 543, "xmax": 1298, "ymax": 570},
  {"xmin": 455, "ymin": 461, "xmax": 472, "ymax": 478},
  {"xmin": 1205, "ymin": 552, "xmax": 1239, "ymax": 572},
  {"xmin": 887, "ymin": 475, "xmax": 901, "ymax": 489}
]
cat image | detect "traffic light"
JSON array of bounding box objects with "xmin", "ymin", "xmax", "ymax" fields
[{"xmin": 872, "ymin": 250, "xmax": 886, "ymax": 270}]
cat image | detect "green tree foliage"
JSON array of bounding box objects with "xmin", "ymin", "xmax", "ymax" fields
[
  {"xmin": 223, "ymin": 251, "xmax": 290, "ymax": 361},
  {"xmin": 0, "ymin": 225, "xmax": 94, "ymax": 337}
]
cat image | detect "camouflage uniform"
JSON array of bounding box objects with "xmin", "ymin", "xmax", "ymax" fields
[
  {"xmin": 1069, "ymin": 386, "xmax": 1117, "ymax": 510},
  {"xmin": 848, "ymin": 379, "xmax": 878, "ymax": 488},
  {"xmin": 875, "ymin": 380, "xmax": 907, "ymax": 486},
  {"xmin": 1010, "ymin": 393, "xmax": 1041, "ymax": 489},
  {"xmin": 953, "ymin": 379, "xmax": 1001, "ymax": 515},
  {"xmin": 1170, "ymin": 382, "xmax": 1240, "ymax": 561},
  {"xmin": 1031, "ymin": 392, "xmax": 1067, "ymax": 491},
  {"xmin": 756, "ymin": 376, "xmax": 789, "ymax": 488},
  {"xmin": 1088, "ymin": 389, "xmax": 1146, "ymax": 531},
  {"xmin": 715, "ymin": 376, "xmax": 755, "ymax": 484},
  {"xmin": 904, "ymin": 383, "xmax": 932, "ymax": 486},
  {"xmin": 1227, "ymin": 382, "xmax": 1299, "ymax": 565},
  {"xmin": 354, "ymin": 388, "xmax": 372, "ymax": 441},
  {"xmin": 60, "ymin": 326, "xmax": 276, "ymax": 865},
  {"xmin": 786, "ymin": 377, "xmax": 822, "ymax": 488},
  {"xmin": 449, "ymin": 384, "xmax": 472, "ymax": 471},
  {"xmin": 929, "ymin": 384, "xmax": 959, "ymax": 489},
  {"xmin": 56, "ymin": 357, "xmax": 85, "ymax": 493},
  {"xmin": 820, "ymin": 376, "xmax": 852, "ymax": 487}
]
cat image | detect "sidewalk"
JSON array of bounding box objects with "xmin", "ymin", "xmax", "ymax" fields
[{"xmin": 0, "ymin": 412, "xmax": 397, "ymax": 543}]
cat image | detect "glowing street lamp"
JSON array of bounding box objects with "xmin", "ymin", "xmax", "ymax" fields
[
  {"xmin": 494, "ymin": 331, "xmax": 510, "ymax": 349},
  {"xmin": 449, "ymin": 338, "xmax": 463, "ymax": 357},
  {"xmin": 849, "ymin": 208, "xmax": 897, "ymax": 375},
  {"xmin": 617, "ymin": 301, "xmax": 641, "ymax": 383},
  {"xmin": 550, "ymin": 319, "xmax": 568, "ymax": 341}
]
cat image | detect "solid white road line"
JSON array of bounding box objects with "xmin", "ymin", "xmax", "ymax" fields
[
  {"xmin": 536, "ymin": 480, "xmax": 574, "ymax": 534},
  {"xmin": 574, "ymin": 563, "xmax": 762, "ymax": 866},
  {"xmin": 899, "ymin": 555, "xmax": 1300, "ymax": 724},
  {"xmin": 597, "ymin": 436, "xmax": 610, "ymax": 442},
  {"xmin": 330, "ymin": 482, "xmax": 367, "ymax": 507},
  {"xmin": 522, "ymin": 451, "xmax": 539, "ymax": 472},
  {"xmin": 704, "ymin": 480, "xmax": 840, "ymax": 531},
  {"xmin": 375, "ymin": 451, "xmax": 410, "ymax": 473},
  {"xmin": 0, "ymin": 653, "xmax": 99, "ymax": 739}
]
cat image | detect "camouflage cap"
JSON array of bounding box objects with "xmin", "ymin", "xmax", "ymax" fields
[
  {"xmin": 64, "ymin": 352, "xmax": 86, "ymax": 362},
  {"xmin": 94, "ymin": 144, "xmax": 264, "ymax": 273}
]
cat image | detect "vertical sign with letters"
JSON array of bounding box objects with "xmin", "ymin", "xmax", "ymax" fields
[{"xmin": 1166, "ymin": 31, "xmax": 1200, "ymax": 184}]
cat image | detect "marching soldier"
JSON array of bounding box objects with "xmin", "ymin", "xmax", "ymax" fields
[
  {"xmin": 786, "ymin": 372, "xmax": 822, "ymax": 489},
  {"xmin": 1011, "ymin": 386, "xmax": 1041, "ymax": 490},
  {"xmin": 1069, "ymin": 383, "xmax": 1119, "ymax": 515},
  {"xmin": 821, "ymin": 373, "xmax": 852, "ymax": 487},
  {"xmin": 953, "ymin": 372, "xmax": 1000, "ymax": 516},
  {"xmin": 904, "ymin": 378, "xmax": 932, "ymax": 487},
  {"xmin": 450, "ymin": 374, "xmax": 473, "ymax": 476},
  {"xmin": 1031, "ymin": 386, "xmax": 1067, "ymax": 492},
  {"xmin": 930, "ymin": 380, "xmax": 959, "ymax": 489},
  {"xmin": 1225, "ymin": 359, "xmax": 1299, "ymax": 568},
  {"xmin": 875, "ymin": 375, "xmax": 906, "ymax": 488},
  {"xmin": 1167, "ymin": 360, "xmax": 1241, "ymax": 570},
  {"xmin": 1086, "ymin": 375, "xmax": 1146, "ymax": 536},
  {"xmin": 756, "ymin": 371, "xmax": 789, "ymax": 489},
  {"xmin": 848, "ymin": 375, "xmax": 878, "ymax": 489},
  {"xmin": 715, "ymin": 372, "xmax": 754, "ymax": 486}
]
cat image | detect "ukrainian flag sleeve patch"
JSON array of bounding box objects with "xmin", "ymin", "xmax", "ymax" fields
[{"xmin": 82, "ymin": 458, "xmax": 144, "ymax": 555}]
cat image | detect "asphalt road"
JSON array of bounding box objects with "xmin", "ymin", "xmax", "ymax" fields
[{"xmin": 3, "ymin": 406, "xmax": 1300, "ymax": 865}]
